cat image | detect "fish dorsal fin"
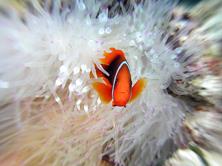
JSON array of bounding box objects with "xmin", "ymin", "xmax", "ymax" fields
[
  {"xmin": 100, "ymin": 48, "xmax": 126, "ymax": 65},
  {"xmin": 129, "ymin": 78, "xmax": 147, "ymax": 102}
]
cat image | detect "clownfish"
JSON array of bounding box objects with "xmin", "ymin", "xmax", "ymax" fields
[{"xmin": 91, "ymin": 48, "xmax": 147, "ymax": 107}]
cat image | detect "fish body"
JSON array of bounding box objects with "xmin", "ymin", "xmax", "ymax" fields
[{"xmin": 92, "ymin": 48, "xmax": 147, "ymax": 107}]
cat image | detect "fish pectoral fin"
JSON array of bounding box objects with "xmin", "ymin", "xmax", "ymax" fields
[
  {"xmin": 92, "ymin": 82, "xmax": 112, "ymax": 103},
  {"xmin": 129, "ymin": 78, "xmax": 147, "ymax": 102},
  {"xmin": 102, "ymin": 77, "xmax": 112, "ymax": 88}
]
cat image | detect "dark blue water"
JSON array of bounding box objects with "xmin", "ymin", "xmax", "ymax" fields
[{"xmin": 179, "ymin": 0, "xmax": 202, "ymax": 6}]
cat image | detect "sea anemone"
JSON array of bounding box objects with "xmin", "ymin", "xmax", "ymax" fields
[{"xmin": 0, "ymin": 0, "xmax": 221, "ymax": 166}]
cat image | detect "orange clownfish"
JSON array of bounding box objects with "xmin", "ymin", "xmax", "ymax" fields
[{"xmin": 91, "ymin": 48, "xmax": 147, "ymax": 107}]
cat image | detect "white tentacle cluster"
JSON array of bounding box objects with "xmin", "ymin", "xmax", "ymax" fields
[{"xmin": 0, "ymin": 0, "xmax": 205, "ymax": 165}]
